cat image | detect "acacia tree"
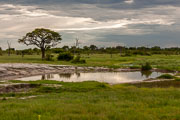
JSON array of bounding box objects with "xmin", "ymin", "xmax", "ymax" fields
[{"xmin": 18, "ymin": 28, "xmax": 62, "ymax": 59}]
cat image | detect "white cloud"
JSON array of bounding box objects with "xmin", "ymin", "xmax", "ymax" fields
[
  {"xmin": 0, "ymin": 3, "xmax": 179, "ymax": 48},
  {"xmin": 54, "ymin": 18, "xmax": 174, "ymax": 31},
  {"xmin": 0, "ymin": 4, "xmax": 174, "ymax": 32},
  {"xmin": 124, "ymin": 0, "xmax": 134, "ymax": 4}
]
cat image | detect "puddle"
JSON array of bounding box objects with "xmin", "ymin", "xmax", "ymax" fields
[{"xmin": 16, "ymin": 71, "xmax": 164, "ymax": 84}]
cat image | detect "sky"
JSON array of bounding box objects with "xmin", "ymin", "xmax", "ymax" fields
[{"xmin": 0, "ymin": 0, "xmax": 180, "ymax": 49}]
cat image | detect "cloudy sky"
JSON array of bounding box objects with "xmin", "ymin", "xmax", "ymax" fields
[{"xmin": 0, "ymin": 0, "xmax": 180, "ymax": 49}]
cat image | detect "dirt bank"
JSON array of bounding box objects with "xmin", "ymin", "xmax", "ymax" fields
[
  {"xmin": 0, "ymin": 63, "xmax": 141, "ymax": 80},
  {"xmin": 0, "ymin": 83, "xmax": 40, "ymax": 93},
  {"xmin": 0, "ymin": 63, "xmax": 174, "ymax": 81}
]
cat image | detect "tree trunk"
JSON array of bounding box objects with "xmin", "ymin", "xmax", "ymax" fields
[
  {"xmin": 41, "ymin": 48, "xmax": 45, "ymax": 60},
  {"xmin": 8, "ymin": 49, "xmax": 10, "ymax": 56}
]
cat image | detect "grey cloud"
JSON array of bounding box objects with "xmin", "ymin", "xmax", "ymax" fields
[
  {"xmin": 95, "ymin": 31, "xmax": 180, "ymax": 47},
  {"xmin": 0, "ymin": 0, "xmax": 180, "ymax": 49}
]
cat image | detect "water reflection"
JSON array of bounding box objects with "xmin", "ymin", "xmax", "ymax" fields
[
  {"xmin": 16, "ymin": 71, "xmax": 163, "ymax": 84},
  {"xmin": 75, "ymin": 72, "xmax": 81, "ymax": 78},
  {"xmin": 59, "ymin": 73, "xmax": 72, "ymax": 78},
  {"xmin": 41, "ymin": 73, "xmax": 81, "ymax": 80},
  {"xmin": 141, "ymin": 71, "xmax": 153, "ymax": 78},
  {"xmin": 41, "ymin": 74, "xmax": 54, "ymax": 80}
]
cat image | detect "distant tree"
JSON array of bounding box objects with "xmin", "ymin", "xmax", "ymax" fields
[
  {"xmin": 18, "ymin": 28, "xmax": 62, "ymax": 59},
  {"xmin": 83, "ymin": 46, "xmax": 90, "ymax": 55},
  {"xmin": 33, "ymin": 48, "xmax": 40, "ymax": 55},
  {"xmin": 62, "ymin": 46, "xmax": 69, "ymax": 51},
  {"xmin": 22, "ymin": 48, "xmax": 33, "ymax": 55},
  {"xmin": 0, "ymin": 47, "xmax": 2, "ymax": 56},
  {"xmin": 129, "ymin": 47, "xmax": 137, "ymax": 50},
  {"xmin": 151, "ymin": 46, "xmax": 161, "ymax": 51},
  {"xmin": 73, "ymin": 38, "xmax": 81, "ymax": 55},
  {"xmin": 51, "ymin": 48, "xmax": 64, "ymax": 53},
  {"xmin": 89, "ymin": 45, "xmax": 97, "ymax": 51},
  {"xmin": 106, "ymin": 47, "xmax": 113, "ymax": 58},
  {"xmin": 7, "ymin": 40, "xmax": 11, "ymax": 56},
  {"xmin": 6, "ymin": 48, "xmax": 15, "ymax": 55},
  {"xmin": 116, "ymin": 46, "xmax": 125, "ymax": 56}
]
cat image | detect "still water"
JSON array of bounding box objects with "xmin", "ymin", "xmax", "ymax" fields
[{"xmin": 16, "ymin": 71, "xmax": 163, "ymax": 84}]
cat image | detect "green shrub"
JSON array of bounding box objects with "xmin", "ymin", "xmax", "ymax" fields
[
  {"xmin": 158, "ymin": 74, "xmax": 175, "ymax": 79},
  {"xmin": 175, "ymin": 73, "xmax": 180, "ymax": 76},
  {"xmin": 57, "ymin": 52, "xmax": 73, "ymax": 61},
  {"xmin": 132, "ymin": 51, "xmax": 151, "ymax": 56},
  {"xmin": 45, "ymin": 53, "xmax": 54, "ymax": 61},
  {"xmin": 0, "ymin": 50, "xmax": 2, "ymax": 56},
  {"xmin": 141, "ymin": 62, "xmax": 152, "ymax": 71},
  {"xmin": 122, "ymin": 52, "xmax": 132, "ymax": 57},
  {"xmin": 175, "ymin": 78, "xmax": 180, "ymax": 81},
  {"xmin": 71, "ymin": 55, "xmax": 80, "ymax": 63},
  {"xmin": 71, "ymin": 55, "xmax": 86, "ymax": 64},
  {"xmin": 129, "ymin": 65, "xmax": 140, "ymax": 69}
]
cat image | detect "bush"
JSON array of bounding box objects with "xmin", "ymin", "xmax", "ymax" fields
[
  {"xmin": 175, "ymin": 78, "xmax": 180, "ymax": 81},
  {"xmin": 132, "ymin": 51, "xmax": 151, "ymax": 56},
  {"xmin": 121, "ymin": 53, "xmax": 132, "ymax": 57},
  {"xmin": 141, "ymin": 62, "xmax": 152, "ymax": 71},
  {"xmin": 129, "ymin": 65, "xmax": 140, "ymax": 69},
  {"xmin": 57, "ymin": 52, "xmax": 73, "ymax": 61},
  {"xmin": 71, "ymin": 55, "xmax": 86, "ymax": 64},
  {"xmin": 45, "ymin": 53, "xmax": 54, "ymax": 61},
  {"xmin": 158, "ymin": 74, "xmax": 175, "ymax": 79},
  {"xmin": 0, "ymin": 51, "xmax": 2, "ymax": 56}
]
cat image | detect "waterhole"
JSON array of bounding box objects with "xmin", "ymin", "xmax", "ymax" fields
[{"xmin": 16, "ymin": 71, "xmax": 163, "ymax": 84}]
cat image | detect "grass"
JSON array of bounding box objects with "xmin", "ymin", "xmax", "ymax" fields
[
  {"xmin": 157, "ymin": 74, "xmax": 175, "ymax": 79},
  {"xmin": 128, "ymin": 80, "xmax": 180, "ymax": 88},
  {"xmin": 0, "ymin": 80, "xmax": 180, "ymax": 120},
  {"xmin": 0, "ymin": 54, "xmax": 180, "ymax": 71},
  {"xmin": 1, "ymin": 54, "xmax": 180, "ymax": 119}
]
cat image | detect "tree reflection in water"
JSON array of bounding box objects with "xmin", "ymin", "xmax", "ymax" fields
[
  {"xmin": 75, "ymin": 72, "xmax": 81, "ymax": 78},
  {"xmin": 41, "ymin": 74, "xmax": 54, "ymax": 80},
  {"xmin": 141, "ymin": 71, "xmax": 153, "ymax": 78},
  {"xmin": 58, "ymin": 72, "xmax": 81, "ymax": 79},
  {"xmin": 59, "ymin": 73, "xmax": 73, "ymax": 78}
]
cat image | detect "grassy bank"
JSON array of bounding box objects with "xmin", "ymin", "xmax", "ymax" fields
[
  {"xmin": 0, "ymin": 54, "xmax": 180, "ymax": 71},
  {"xmin": 0, "ymin": 80, "xmax": 180, "ymax": 120}
]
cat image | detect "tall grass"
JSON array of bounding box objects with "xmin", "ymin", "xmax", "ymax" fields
[{"xmin": 0, "ymin": 81, "xmax": 180, "ymax": 120}]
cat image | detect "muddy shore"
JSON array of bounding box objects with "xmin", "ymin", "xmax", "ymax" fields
[
  {"xmin": 0, "ymin": 63, "xmax": 177, "ymax": 94},
  {"xmin": 0, "ymin": 63, "xmax": 174, "ymax": 81},
  {"xmin": 0, "ymin": 63, "xmax": 138, "ymax": 80}
]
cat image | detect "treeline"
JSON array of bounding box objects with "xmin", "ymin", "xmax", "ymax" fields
[{"xmin": 0, "ymin": 45, "xmax": 180, "ymax": 56}]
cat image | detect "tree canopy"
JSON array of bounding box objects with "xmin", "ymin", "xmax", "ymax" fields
[{"xmin": 18, "ymin": 28, "xmax": 62, "ymax": 59}]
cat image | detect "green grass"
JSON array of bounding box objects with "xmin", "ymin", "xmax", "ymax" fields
[
  {"xmin": 157, "ymin": 74, "xmax": 175, "ymax": 79},
  {"xmin": 1, "ymin": 81, "xmax": 180, "ymax": 120},
  {"xmin": 1, "ymin": 54, "xmax": 180, "ymax": 119},
  {"xmin": 1, "ymin": 54, "xmax": 180, "ymax": 71},
  {"xmin": 128, "ymin": 80, "xmax": 180, "ymax": 88}
]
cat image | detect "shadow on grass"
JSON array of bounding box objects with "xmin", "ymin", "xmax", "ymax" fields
[{"xmin": 127, "ymin": 80, "xmax": 180, "ymax": 88}]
